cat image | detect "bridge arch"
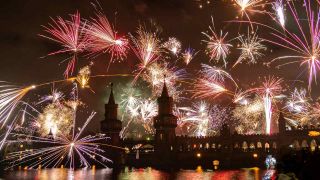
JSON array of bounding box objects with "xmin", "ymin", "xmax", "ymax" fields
[
  {"xmin": 301, "ymin": 139, "xmax": 309, "ymax": 148},
  {"xmin": 249, "ymin": 142, "xmax": 255, "ymax": 150},
  {"xmin": 310, "ymin": 139, "xmax": 317, "ymax": 151},
  {"xmin": 242, "ymin": 141, "xmax": 248, "ymax": 151},
  {"xmin": 257, "ymin": 142, "xmax": 262, "ymax": 149},
  {"xmin": 293, "ymin": 140, "xmax": 300, "ymax": 150}
]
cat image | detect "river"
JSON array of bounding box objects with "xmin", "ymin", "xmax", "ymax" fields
[{"xmin": 0, "ymin": 167, "xmax": 275, "ymax": 180}]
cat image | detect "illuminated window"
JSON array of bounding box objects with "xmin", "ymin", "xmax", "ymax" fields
[
  {"xmin": 265, "ymin": 143, "xmax": 270, "ymax": 149},
  {"xmin": 242, "ymin": 141, "xmax": 248, "ymax": 151},
  {"xmin": 234, "ymin": 143, "xmax": 239, "ymax": 149},
  {"xmin": 199, "ymin": 144, "xmax": 203, "ymax": 149},
  {"xmin": 249, "ymin": 143, "xmax": 255, "ymax": 149},
  {"xmin": 211, "ymin": 143, "xmax": 216, "ymax": 149},
  {"xmin": 257, "ymin": 142, "xmax": 262, "ymax": 148},
  {"xmin": 205, "ymin": 143, "xmax": 209, "ymax": 149},
  {"xmin": 272, "ymin": 142, "xmax": 277, "ymax": 149},
  {"xmin": 293, "ymin": 140, "xmax": 300, "ymax": 150},
  {"xmin": 160, "ymin": 134, "xmax": 163, "ymax": 140},
  {"xmin": 310, "ymin": 139, "xmax": 317, "ymax": 151},
  {"xmin": 301, "ymin": 140, "xmax": 309, "ymax": 148}
]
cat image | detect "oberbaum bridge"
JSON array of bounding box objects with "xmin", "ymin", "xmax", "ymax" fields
[{"xmin": 103, "ymin": 81, "xmax": 320, "ymax": 169}]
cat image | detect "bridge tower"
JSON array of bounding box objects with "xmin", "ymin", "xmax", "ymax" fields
[
  {"xmin": 100, "ymin": 83, "xmax": 124, "ymax": 167},
  {"xmin": 278, "ymin": 112, "xmax": 286, "ymax": 134},
  {"xmin": 101, "ymin": 83, "xmax": 122, "ymax": 146},
  {"xmin": 154, "ymin": 80, "xmax": 177, "ymax": 158}
]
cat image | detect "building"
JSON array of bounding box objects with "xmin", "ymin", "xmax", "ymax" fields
[{"xmin": 101, "ymin": 82, "xmax": 320, "ymax": 168}]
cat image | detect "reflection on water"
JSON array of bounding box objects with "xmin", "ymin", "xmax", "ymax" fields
[{"xmin": 1, "ymin": 167, "xmax": 271, "ymax": 180}]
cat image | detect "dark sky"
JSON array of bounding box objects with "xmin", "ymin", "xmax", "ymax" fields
[{"xmin": 0, "ymin": 0, "xmax": 315, "ymax": 132}]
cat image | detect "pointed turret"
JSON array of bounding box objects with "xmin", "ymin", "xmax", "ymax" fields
[
  {"xmin": 100, "ymin": 83, "xmax": 124, "ymax": 167},
  {"xmin": 154, "ymin": 77, "xmax": 177, "ymax": 158},
  {"xmin": 161, "ymin": 78, "xmax": 169, "ymax": 98},
  {"xmin": 108, "ymin": 83, "xmax": 116, "ymax": 105},
  {"xmin": 48, "ymin": 128, "xmax": 53, "ymax": 136},
  {"xmin": 47, "ymin": 128, "xmax": 54, "ymax": 140},
  {"xmin": 101, "ymin": 83, "xmax": 122, "ymax": 145},
  {"xmin": 157, "ymin": 78, "xmax": 173, "ymax": 115}
]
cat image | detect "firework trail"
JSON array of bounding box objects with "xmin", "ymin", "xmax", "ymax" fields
[
  {"xmin": 202, "ymin": 17, "xmax": 233, "ymax": 67},
  {"xmin": 0, "ymin": 83, "xmax": 35, "ymax": 128},
  {"xmin": 192, "ymin": 64, "xmax": 236, "ymax": 99},
  {"xmin": 40, "ymin": 12, "xmax": 88, "ymax": 78},
  {"xmin": 264, "ymin": 0, "xmax": 320, "ymax": 91},
  {"xmin": 233, "ymin": 29, "xmax": 266, "ymax": 67},
  {"xmin": 86, "ymin": 11, "xmax": 129, "ymax": 65},
  {"xmin": 257, "ymin": 77, "xmax": 283, "ymax": 134},
  {"xmin": 193, "ymin": 79, "xmax": 228, "ymax": 99},
  {"xmin": 201, "ymin": 64, "xmax": 238, "ymax": 87},
  {"xmin": 3, "ymin": 112, "xmax": 113, "ymax": 169},
  {"xmin": 272, "ymin": 0, "xmax": 285, "ymax": 27}
]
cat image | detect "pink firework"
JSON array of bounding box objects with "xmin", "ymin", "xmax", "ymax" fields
[
  {"xmin": 86, "ymin": 12, "xmax": 129, "ymax": 65},
  {"xmin": 256, "ymin": 77, "xmax": 283, "ymax": 134},
  {"xmin": 40, "ymin": 11, "xmax": 88, "ymax": 78},
  {"xmin": 266, "ymin": 0, "xmax": 320, "ymax": 91},
  {"xmin": 130, "ymin": 26, "xmax": 161, "ymax": 82},
  {"xmin": 193, "ymin": 78, "xmax": 228, "ymax": 99}
]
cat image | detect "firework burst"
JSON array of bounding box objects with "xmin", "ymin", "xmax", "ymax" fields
[
  {"xmin": 285, "ymin": 88, "xmax": 309, "ymax": 114},
  {"xmin": 233, "ymin": 97, "xmax": 265, "ymax": 134},
  {"xmin": 182, "ymin": 47, "xmax": 198, "ymax": 65},
  {"xmin": 200, "ymin": 64, "xmax": 238, "ymax": 87},
  {"xmin": 162, "ymin": 37, "xmax": 181, "ymax": 55},
  {"xmin": 76, "ymin": 66, "xmax": 91, "ymax": 88},
  {"xmin": 177, "ymin": 102, "xmax": 231, "ymax": 136},
  {"xmin": 141, "ymin": 62, "xmax": 187, "ymax": 101},
  {"xmin": 36, "ymin": 100, "xmax": 77, "ymax": 137},
  {"xmin": 40, "ymin": 12, "xmax": 88, "ymax": 78},
  {"xmin": 192, "ymin": 64, "xmax": 236, "ymax": 99},
  {"xmin": 266, "ymin": 0, "xmax": 320, "ymax": 91},
  {"xmin": 3, "ymin": 112, "xmax": 113, "ymax": 169},
  {"xmin": 130, "ymin": 26, "xmax": 161, "ymax": 82},
  {"xmin": 234, "ymin": 0, "xmax": 268, "ymax": 26},
  {"xmin": 202, "ymin": 17, "xmax": 233, "ymax": 67},
  {"xmin": 233, "ymin": 29, "xmax": 266, "ymax": 67},
  {"xmin": 257, "ymin": 77, "xmax": 283, "ymax": 134},
  {"xmin": 86, "ymin": 11, "xmax": 129, "ymax": 63}
]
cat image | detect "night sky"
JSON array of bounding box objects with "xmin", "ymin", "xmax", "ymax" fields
[{"xmin": 0, "ymin": 0, "xmax": 315, "ymax": 132}]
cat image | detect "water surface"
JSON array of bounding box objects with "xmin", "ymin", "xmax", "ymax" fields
[{"xmin": 1, "ymin": 167, "xmax": 272, "ymax": 180}]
